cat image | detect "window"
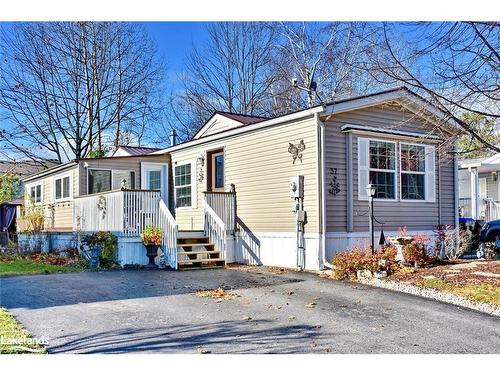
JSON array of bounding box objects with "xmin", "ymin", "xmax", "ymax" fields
[
  {"xmin": 369, "ymin": 140, "xmax": 396, "ymax": 199},
  {"xmin": 175, "ymin": 163, "xmax": 192, "ymax": 208},
  {"xmin": 148, "ymin": 170, "xmax": 161, "ymax": 190},
  {"xmin": 88, "ymin": 169, "xmax": 112, "ymax": 194},
  {"xmin": 400, "ymin": 143, "xmax": 425, "ymax": 200},
  {"xmin": 112, "ymin": 170, "xmax": 135, "ymax": 190},
  {"xmin": 29, "ymin": 183, "xmax": 42, "ymax": 204},
  {"xmin": 54, "ymin": 174, "xmax": 71, "ymax": 201},
  {"xmin": 214, "ymin": 154, "xmax": 224, "ymax": 189}
]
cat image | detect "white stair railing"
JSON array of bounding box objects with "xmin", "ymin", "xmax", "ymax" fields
[
  {"xmin": 158, "ymin": 199, "xmax": 178, "ymax": 269},
  {"xmin": 203, "ymin": 200, "xmax": 226, "ymax": 260}
]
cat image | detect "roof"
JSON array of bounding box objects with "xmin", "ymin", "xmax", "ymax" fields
[
  {"xmin": 21, "ymin": 160, "xmax": 78, "ymax": 182},
  {"xmin": 0, "ymin": 160, "xmax": 59, "ymax": 179},
  {"xmin": 459, "ymin": 154, "xmax": 500, "ymax": 172},
  {"xmin": 191, "ymin": 111, "xmax": 268, "ymax": 140},
  {"xmin": 154, "ymin": 86, "xmax": 460, "ymax": 156},
  {"xmin": 215, "ymin": 111, "xmax": 268, "ymax": 125},
  {"xmin": 112, "ymin": 145, "xmax": 162, "ymax": 157}
]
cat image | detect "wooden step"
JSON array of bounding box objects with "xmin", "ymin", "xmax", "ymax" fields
[
  {"xmin": 177, "ymin": 237, "xmax": 210, "ymax": 245},
  {"xmin": 177, "ymin": 243, "xmax": 214, "ymax": 248},
  {"xmin": 177, "ymin": 258, "xmax": 225, "ymax": 265},
  {"xmin": 177, "ymin": 250, "xmax": 220, "ymax": 256}
]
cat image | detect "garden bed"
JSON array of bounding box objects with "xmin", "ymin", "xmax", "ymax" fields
[{"xmin": 0, "ymin": 251, "xmax": 85, "ymax": 277}]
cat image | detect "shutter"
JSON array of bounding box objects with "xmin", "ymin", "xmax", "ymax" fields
[
  {"xmin": 358, "ymin": 137, "xmax": 370, "ymax": 200},
  {"xmin": 425, "ymin": 145, "xmax": 436, "ymax": 202}
]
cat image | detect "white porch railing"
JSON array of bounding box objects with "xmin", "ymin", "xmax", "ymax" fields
[
  {"xmin": 158, "ymin": 199, "xmax": 178, "ymax": 269},
  {"xmin": 459, "ymin": 197, "xmax": 500, "ymax": 222},
  {"xmin": 203, "ymin": 200, "xmax": 227, "ymax": 260},
  {"xmin": 203, "ymin": 191, "xmax": 236, "ymax": 234}
]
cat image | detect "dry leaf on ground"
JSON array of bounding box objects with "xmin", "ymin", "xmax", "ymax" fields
[
  {"xmin": 194, "ymin": 288, "xmax": 240, "ymax": 300},
  {"xmin": 197, "ymin": 346, "xmax": 211, "ymax": 354},
  {"xmin": 242, "ymin": 315, "xmax": 252, "ymax": 320},
  {"xmin": 305, "ymin": 302, "xmax": 317, "ymax": 308}
]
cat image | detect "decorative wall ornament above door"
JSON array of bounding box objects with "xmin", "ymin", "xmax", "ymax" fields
[{"xmin": 288, "ymin": 140, "xmax": 306, "ymax": 164}]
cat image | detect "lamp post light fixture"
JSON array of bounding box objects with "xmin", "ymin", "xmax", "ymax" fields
[{"xmin": 366, "ymin": 184, "xmax": 376, "ymax": 254}]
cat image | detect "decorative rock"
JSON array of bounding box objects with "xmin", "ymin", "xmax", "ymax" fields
[
  {"xmin": 450, "ymin": 262, "xmax": 478, "ymax": 270},
  {"xmin": 356, "ymin": 269, "xmax": 373, "ymax": 279},
  {"xmin": 374, "ymin": 271, "xmax": 388, "ymax": 278}
]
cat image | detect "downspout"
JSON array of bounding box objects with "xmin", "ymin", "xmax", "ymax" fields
[{"xmin": 316, "ymin": 112, "xmax": 333, "ymax": 270}]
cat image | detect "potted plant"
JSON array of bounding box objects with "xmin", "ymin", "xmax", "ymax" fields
[{"xmin": 141, "ymin": 226, "xmax": 163, "ymax": 269}]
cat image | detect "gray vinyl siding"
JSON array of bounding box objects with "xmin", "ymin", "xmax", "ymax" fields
[{"xmin": 324, "ymin": 103, "xmax": 456, "ymax": 233}]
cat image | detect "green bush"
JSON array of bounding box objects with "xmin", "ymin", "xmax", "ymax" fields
[{"xmin": 81, "ymin": 231, "xmax": 118, "ymax": 268}]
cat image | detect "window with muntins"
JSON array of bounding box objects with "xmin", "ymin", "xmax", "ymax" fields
[
  {"xmin": 400, "ymin": 143, "xmax": 426, "ymax": 200},
  {"xmin": 369, "ymin": 140, "xmax": 396, "ymax": 199},
  {"xmin": 175, "ymin": 163, "xmax": 192, "ymax": 208}
]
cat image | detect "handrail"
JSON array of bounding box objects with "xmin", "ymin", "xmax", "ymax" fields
[
  {"xmin": 74, "ymin": 188, "xmax": 160, "ymax": 199},
  {"xmin": 158, "ymin": 199, "xmax": 178, "ymax": 269},
  {"xmin": 203, "ymin": 200, "xmax": 227, "ymax": 261}
]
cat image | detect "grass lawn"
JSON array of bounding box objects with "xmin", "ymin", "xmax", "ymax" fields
[
  {"xmin": 0, "ymin": 308, "xmax": 46, "ymax": 354},
  {"xmin": 417, "ymin": 278, "xmax": 500, "ymax": 307},
  {"xmin": 0, "ymin": 258, "xmax": 83, "ymax": 277}
]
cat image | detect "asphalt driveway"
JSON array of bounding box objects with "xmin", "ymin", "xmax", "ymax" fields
[{"xmin": 1, "ymin": 267, "xmax": 499, "ymax": 353}]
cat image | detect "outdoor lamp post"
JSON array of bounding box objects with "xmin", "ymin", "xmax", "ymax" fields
[{"xmin": 366, "ymin": 184, "xmax": 376, "ymax": 254}]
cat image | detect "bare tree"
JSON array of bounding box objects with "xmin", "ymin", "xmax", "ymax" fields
[
  {"xmin": 0, "ymin": 22, "xmax": 165, "ymax": 162},
  {"xmin": 366, "ymin": 22, "xmax": 500, "ymax": 153},
  {"xmin": 174, "ymin": 22, "xmax": 277, "ymax": 128},
  {"xmin": 270, "ymin": 22, "xmax": 380, "ymax": 113}
]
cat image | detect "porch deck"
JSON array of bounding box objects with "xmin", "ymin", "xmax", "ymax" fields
[{"xmin": 73, "ymin": 189, "xmax": 236, "ymax": 270}]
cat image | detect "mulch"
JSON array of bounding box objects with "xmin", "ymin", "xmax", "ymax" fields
[{"xmin": 387, "ymin": 260, "xmax": 500, "ymax": 287}]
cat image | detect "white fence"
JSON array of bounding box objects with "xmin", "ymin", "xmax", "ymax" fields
[{"xmin": 459, "ymin": 197, "xmax": 500, "ymax": 221}]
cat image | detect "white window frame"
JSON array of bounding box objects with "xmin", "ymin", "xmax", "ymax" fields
[
  {"xmin": 399, "ymin": 141, "xmax": 426, "ymax": 202},
  {"xmin": 87, "ymin": 168, "xmax": 113, "ymax": 195},
  {"xmin": 174, "ymin": 160, "xmax": 197, "ymax": 210},
  {"xmin": 367, "ymin": 138, "xmax": 398, "ymax": 201},
  {"xmin": 53, "ymin": 171, "xmax": 73, "ymax": 202},
  {"xmin": 26, "ymin": 181, "xmax": 43, "ymax": 205}
]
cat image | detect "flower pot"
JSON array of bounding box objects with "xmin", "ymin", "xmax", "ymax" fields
[{"xmin": 144, "ymin": 244, "xmax": 160, "ymax": 269}]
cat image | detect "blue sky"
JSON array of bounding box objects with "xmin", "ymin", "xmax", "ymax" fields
[{"xmin": 142, "ymin": 22, "xmax": 208, "ymax": 79}]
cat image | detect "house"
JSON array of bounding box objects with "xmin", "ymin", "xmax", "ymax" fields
[
  {"xmin": 19, "ymin": 87, "xmax": 460, "ymax": 270},
  {"xmin": 458, "ymin": 154, "xmax": 500, "ymax": 222}
]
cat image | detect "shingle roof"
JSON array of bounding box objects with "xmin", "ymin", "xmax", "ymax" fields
[{"xmin": 0, "ymin": 159, "xmax": 59, "ymax": 178}]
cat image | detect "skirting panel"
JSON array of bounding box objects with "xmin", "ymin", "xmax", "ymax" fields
[{"xmin": 229, "ymin": 231, "xmax": 321, "ymax": 271}]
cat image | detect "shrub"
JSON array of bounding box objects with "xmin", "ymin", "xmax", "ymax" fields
[
  {"xmin": 81, "ymin": 231, "xmax": 118, "ymax": 268},
  {"xmin": 331, "ymin": 244, "xmax": 398, "ymax": 280},
  {"xmin": 141, "ymin": 226, "xmax": 163, "ymax": 245},
  {"xmin": 403, "ymin": 241, "xmax": 428, "ymax": 267},
  {"xmin": 19, "ymin": 198, "xmax": 45, "ymax": 233}
]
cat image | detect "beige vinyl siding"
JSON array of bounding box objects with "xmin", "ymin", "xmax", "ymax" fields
[
  {"xmin": 79, "ymin": 155, "xmax": 170, "ymax": 195},
  {"xmin": 171, "ymin": 116, "xmax": 320, "ymax": 233},
  {"xmin": 324, "ymin": 103, "xmax": 456, "ymax": 233},
  {"xmin": 24, "ymin": 164, "xmax": 79, "ymax": 230}
]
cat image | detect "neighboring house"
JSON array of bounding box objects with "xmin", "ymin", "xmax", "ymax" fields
[
  {"xmin": 459, "ymin": 154, "xmax": 500, "ymax": 222},
  {"xmin": 20, "ymin": 87, "xmax": 460, "ymax": 270},
  {"xmin": 112, "ymin": 145, "xmax": 162, "ymax": 157}
]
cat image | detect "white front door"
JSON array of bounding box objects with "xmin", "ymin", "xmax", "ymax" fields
[{"xmin": 141, "ymin": 163, "xmax": 169, "ymax": 202}]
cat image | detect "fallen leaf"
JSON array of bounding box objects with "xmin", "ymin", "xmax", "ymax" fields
[
  {"xmin": 305, "ymin": 302, "xmax": 317, "ymax": 308},
  {"xmin": 264, "ymin": 304, "xmax": 273, "ymax": 309},
  {"xmin": 242, "ymin": 315, "xmax": 252, "ymax": 321},
  {"xmin": 288, "ymin": 315, "xmax": 296, "ymax": 321},
  {"xmin": 276, "ymin": 305, "xmax": 283, "ymax": 310},
  {"xmin": 310, "ymin": 342, "xmax": 317, "ymax": 347},
  {"xmin": 325, "ymin": 347, "xmax": 333, "ymax": 353},
  {"xmin": 194, "ymin": 288, "xmax": 240, "ymax": 300}
]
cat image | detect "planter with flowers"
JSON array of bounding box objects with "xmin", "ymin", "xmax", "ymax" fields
[{"xmin": 141, "ymin": 226, "xmax": 163, "ymax": 269}]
